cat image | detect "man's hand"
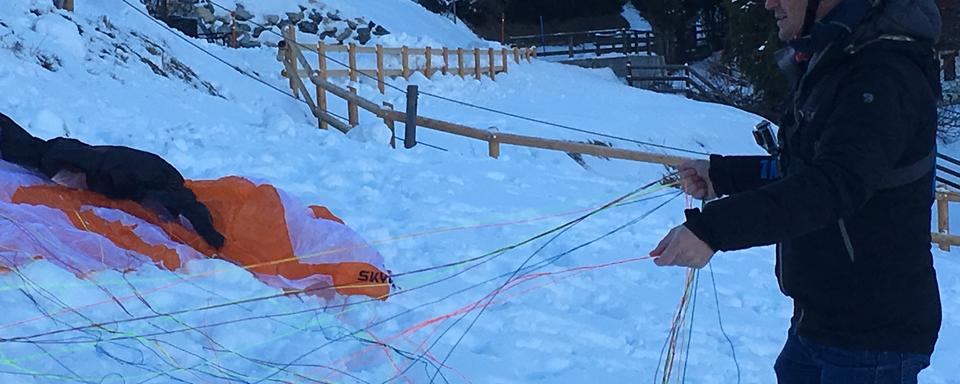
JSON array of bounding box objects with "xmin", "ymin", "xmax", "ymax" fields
[
  {"xmin": 678, "ymin": 160, "xmax": 716, "ymax": 200},
  {"xmin": 650, "ymin": 225, "xmax": 716, "ymax": 269}
]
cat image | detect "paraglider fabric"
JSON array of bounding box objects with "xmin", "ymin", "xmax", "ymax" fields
[{"xmin": 0, "ymin": 161, "xmax": 389, "ymax": 300}]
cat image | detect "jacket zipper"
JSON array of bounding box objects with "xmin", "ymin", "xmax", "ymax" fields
[
  {"xmin": 777, "ymin": 243, "xmax": 787, "ymax": 294},
  {"xmin": 838, "ymin": 218, "xmax": 856, "ymax": 263}
]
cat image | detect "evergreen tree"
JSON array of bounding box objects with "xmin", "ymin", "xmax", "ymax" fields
[{"xmin": 720, "ymin": 0, "xmax": 786, "ymax": 116}]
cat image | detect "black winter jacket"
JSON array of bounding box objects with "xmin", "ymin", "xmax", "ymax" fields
[
  {"xmin": 0, "ymin": 113, "xmax": 224, "ymax": 249},
  {"xmin": 40, "ymin": 137, "xmax": 226, "ymax": 249},
  {"xmin": 684, "ymin": 5, "xmax": 942, "ymax": 353}
]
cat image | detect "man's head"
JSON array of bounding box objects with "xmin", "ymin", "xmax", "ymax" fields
[{"xmin": 765, "ymin": 0, "xmax": 844, "ymax": 41}]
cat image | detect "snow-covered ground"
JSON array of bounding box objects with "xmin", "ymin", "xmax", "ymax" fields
[
  {"xmin": 0, "ymin": 1, "xmax": 957, "ymax": 383},
  {"xmin": 621, "ymin": 1, "xmax": 652, "ymax": 31}
]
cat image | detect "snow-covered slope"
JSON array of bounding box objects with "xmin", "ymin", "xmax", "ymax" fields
[{"xmin": 0, "ymin": 1, "xmax": 957, "ymax": 383}]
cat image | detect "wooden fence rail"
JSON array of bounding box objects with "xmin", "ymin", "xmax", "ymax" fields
[
  {"xmin": 282, "ymin": 27, "xmax": 537, "ymax": 95},
  {"xmin": 934, "ymin": 187, "xmax": 960, "ymax": 251},
  {"xmin": 278, "ymin": 27, "xmax": 692, "ymax": 168}
]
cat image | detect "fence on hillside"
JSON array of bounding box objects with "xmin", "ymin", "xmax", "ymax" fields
[
  {"xmin": 507, "ymin": 27, "xmax": 710, "ymax": 59},
  {"xmin": 625, "ymin": 63, "xmax": 734, "ymax": 106},
  {"xmin": 508, "ymin": 28, "xmax": 656, "ymax": 58},
  {"xmin": 281, "ymin": 28, "xmax": 538, "ymax": 98},
  {"xmin": 277, "ymin": 26, "xmax": 690, "ymax": 167}
]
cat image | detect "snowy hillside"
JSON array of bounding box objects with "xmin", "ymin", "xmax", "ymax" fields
[{"xmin": 0, "ymin": 1, "xmax": 957, "ymax": 383}]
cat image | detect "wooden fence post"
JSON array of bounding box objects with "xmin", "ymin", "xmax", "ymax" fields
[
  {"xmin": 621, "ymin": 29, "xmax": 630, "ymax": 55},
  {"xmin": 501, "ymin": 48, "xmax": 508, "ymax": 73},
  {"xmin": 63, "ymin": 0, "xmax": 74, "ymax": 12},
  {"xmin": 404, "ymin": 85, "xmax": 419, "ymax": 149},
  {"xmin": 625, "ymin": 60, "xmax": 634, "ymax": 87},
  {"xmin": 488, "ymin": 134, "xmax": 501, "ymax": 159},
  {"xmin": 348, "ymin": 86, "xmax": 360, "ymax": 127},
  {"xmin": 488, "ymin": 48, "xmax": 496, "ymax": 80},
  {"xmin": 568, "ymin": 36, "xmax": 575, "ymax": 58},
  {"xmin": 425, "ymin": 46, "xmax": 433, "ymax": 78},
  {"xmin": 513, "ymin": 47, "xmax": 521, "ymax": 64},
  {"xmin": 376, "ymin": 44, "xmax": 385, "ymax": 94},
  {"xmin": 457, "ymin": 48, "xmax": 465, "ymax": 78},
  {"xmin": 473, "ymin": 48, "xmax": 482, "ymax": 80},
  {"xmin": 231, "ymin": 12, "xmax": 238, "ymax": 49},
  {"xmin": 402, "ymin": 46, "xmax": 410, "ymax": 80},
  {"xmin": 284, "ymin": 27, "xmax": 299, "ymax": 99},
  {"xmin": 945, "ymin": 52, "xmax": 957, "ymax": 81},
  {"xmin": 442, "ymin": 47, "xmax": 449, "ymax": 75},
  {"xmin": 317, "ymin": 42, "xmax": 328, "ymax": 130},
  {"xmin": 531, "ymin": 47, "xmax": 538, "ymax": 59},
  {"xmin": 383, "ymin": 102, "xmax": 396, "ymax": 149},
  {"xmin": 937, "ymin": 189, "xmax": 950, "ymax": 251},
  {"xmin": 348, "ymin": 43, "xmax": 358, "ymax": 83}
]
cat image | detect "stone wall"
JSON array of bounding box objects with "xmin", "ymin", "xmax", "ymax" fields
[{"xmin": 147, "ymin": 0, "xmax": 391, "ymax": 48}]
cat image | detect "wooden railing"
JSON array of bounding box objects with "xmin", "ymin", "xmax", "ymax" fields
[
  {"xmin": 508, "ymin": 28, "xmax": 656, "ymax": 58},
  {"xmin": 277, "ymin": 26, "xmax": 691, "ymax": 167},
  {"xmin": 934, "ymin": 186, "xmax": 960, "ymax": 251},
  {"xmin": 508, "ymin": 27, "xmax": 711, "ymax": 59},
  {"xmin": 626, "ymin": 63, "xmax": 735, "ymax": 106},
  {"xmin": 282, "ymin": 28, "xmax": 538, "ymax": 97}
]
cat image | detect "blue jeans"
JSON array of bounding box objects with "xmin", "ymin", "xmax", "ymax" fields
[{"xmin": 774, "ymin": 331, "xmax": 930, "ymax": 384}]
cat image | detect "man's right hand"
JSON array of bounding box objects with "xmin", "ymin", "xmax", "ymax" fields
[{"xmin": 678, "ymin": 160, "xmax": 716, "ymax": 200}]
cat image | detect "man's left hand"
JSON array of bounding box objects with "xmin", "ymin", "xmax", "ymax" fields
[{"xmin": 650, "ymin": 225, "xmax": 716, "ymax": 268}]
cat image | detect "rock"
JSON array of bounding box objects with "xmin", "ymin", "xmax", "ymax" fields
[
  {"xmin": 368, "ymin": 21, "xmax": 376, "ymax": 29},
  {"xmin": 298, "ymin": 5, "xmax": 307, "ymax": 12},
  {"xmin": 335, "ymin": 28, "xmax": 353, "ymax": 43},
  {"xmin": 264, "ymin": 40, "xmax": 279, "ymax": 48},
  {"xmin": 319, "ymin": 26, "xmax": 337, "ymax": 40},
  {"xmin": 286, "ymin": 12, "xmax": 304, "ymax": 24},
  {"xmin": 346, "ymin": 19, "xmax": 358, "ymax": 30},
  {"xmin": 277, "ymin": 20, "xmax": 293, "ymax": 31},
  {"xmin": 357, "ymin": 28, "xmax": 371, "ymax": 45},
  {"xmin": 326, "ymin": 12, "xmax": 342, "ymax": 21},
  {"xmin": 264, "ymin": 14, "xmax": 281, "ymax": 26},
  {"xmin": 372, "ymin": 25, "xmax": 390, "ymax": 36},
  {"xmin": 239, "ymin": 33, "xmax": 261, "ymax": 48},
  {"xmin": 215, "ymin": 15, "xmax": 231, "ymax": 24},
  {"xmin": 308, "ymin": 11, "xmax": 323, "ymax": 24},
  {"xmin": 215, "ymin": 22, "xmax": 232, "ymax": 34},
  {"xmin": 253, "ymin": 25, "xmax": 268, "ymax": 38},
  {"xmin": 236, "ymin": 22, "xmax": 252, "ymax": 33},
  {"xmin": 298, "ymin": 21, "xmax": 319, "ymax": 34},
  {"xmin": 195, "ymin": 7, "xmax": 216, "ymax": 24},
  {"xmin": 234, "ymin": 5, "xmax": 254, "ymax": 21}
]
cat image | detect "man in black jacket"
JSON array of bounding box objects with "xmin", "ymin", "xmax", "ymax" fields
[
  {"xmin": 0, "ymin": 113, "xmax": 225, "ymax": 249},
  {"xmin": 649, "ymin": 0, "xmax": 942, "ymax": 382}
]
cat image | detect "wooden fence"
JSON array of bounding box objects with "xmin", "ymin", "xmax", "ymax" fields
[
  {"xmin": 282, "ymin": 28, "xmax": 538, "ymax": 98},
  {"xmin": 934, "ymin": 187, "xmax": 960, "ymax": 251},
  {"xmin": 508, "ymin": 28, "xmax": 656, "ymax": 58},
  {"xmin": 277, "ymin": 26, "xmax": 690, "ymax": 167},
  {"xmin": 626, "ymin": 63, "xmax": 735, "ymax": 106}
]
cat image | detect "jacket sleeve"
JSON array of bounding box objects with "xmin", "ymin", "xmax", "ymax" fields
[
  {"xmin": 709, "ymin": 154, "xmax": 781, "ymax": 197},
  {"xmin": 685, "ymin": 67, "xmax": 919, "ymax": 252},
  {"xmin": 151, "ymin": 188, "xmax": 225, "ymax": 249}
]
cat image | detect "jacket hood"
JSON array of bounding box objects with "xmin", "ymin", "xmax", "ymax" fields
[{"xmin": 871, "ymin": 0, "xmax": 942, "ymax": 43}]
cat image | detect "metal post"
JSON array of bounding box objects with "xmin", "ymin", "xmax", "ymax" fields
[
  {"xmin": 539, "ymin": 16, "xmax": 545, "ymax": 47},
  {"xmin": 501, "ymin": 13, "xmax": 506, "ymax": 45},
  {"xmin": 404, "ymin": 85, "xmax": 419, "ymax": 149}
]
